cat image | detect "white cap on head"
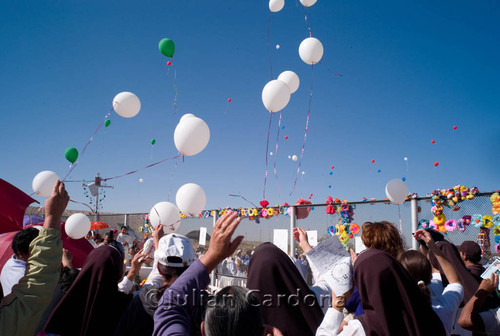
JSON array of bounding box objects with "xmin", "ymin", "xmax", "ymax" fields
[{"xmin": 156, "ymin": 233, "xmax": 196, "ymax": 267}]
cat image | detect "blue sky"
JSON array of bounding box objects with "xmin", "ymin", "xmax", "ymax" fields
[{"xmin": 1, "ymin": 0, "xmax": 499, "ymax": 214}]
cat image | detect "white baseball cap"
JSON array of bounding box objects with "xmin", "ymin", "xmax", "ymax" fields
[{"xmin": 156, "ymin": 233, "xmax": 196, "ymax": 267}]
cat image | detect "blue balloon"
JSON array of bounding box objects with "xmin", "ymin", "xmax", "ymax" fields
[
  {"xmin": 328, "ymin": 185, "xmax": 332, "ymax": 188},
  {"xmin": 281, "ymin": 125, "xmax": 285, "ymax": 129},
  {"xmin": 402, "ymin": 177, "xmax": 406, "ymax": 181},
  {"xmin": 329, "ymin": 172, "xmax": 333, "ymax": 175},
  {"xmin": 377, "ymin": 169, "xmax": 381, "ymax": 173},
  {"xmin": 311, "ymin": 207, "xmax": 315, "ymax": 211}
]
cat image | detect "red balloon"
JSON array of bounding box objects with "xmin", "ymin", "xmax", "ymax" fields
[
  {"xmin": 431, "ymin": 140, "xmax": 435, "ymax": 144},
  {"xmin": 371, "ymin": 159, "xmax": 375, "ymax": 163},
  {"xmin": 331, "ymin": 166, "xmax": 334, "ymax": 169},
  {"xmin": 228, "ymin": 98, "xmax": 231, "ymax": 102},
  {"xmin": 285, "ymin": 136, "xmax": 288, "ymax": 140},
  {"xmin": 434, "ymin": 162, "xmax": 439, "ymax": 167},
  {"xmin": 453, "ymin": 126, "xmax": 457, "ymax": 130},
  {"xmin": 167, "ymin": 61, "xmax": 172, "ymax": 66}
]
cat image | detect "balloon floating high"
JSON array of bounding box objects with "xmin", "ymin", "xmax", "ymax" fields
[
  {"xmin": 228, "ymin": 98, "xmax": 231, "ymax": 102},
  {"xmin": 300, "ymin": 0, "xmax": 317, "ymax": 7},
  {"xmin": 176, "ymin": 183, "xmax": 206, "ymax": 217},
  {"xmin": 104, "ymin": 120, "xmax": 111, "ymax": 127},
  {"xmin": 404, "ymin": 157, "xmax": 408, "ymax": 161},
  {"xmin": 453, "ymin": 126, "xmax": 458, "ymax": 130},
  {"xmin": 269, "ymin": 0, "xmax": 284, "ymax": 12},
  {"xmin": 276, "ymin": 44, "xmax": 280, "ymax": 49},
  {"xmin": 32, "ymin": 171, "xmax": 60, "ymax": 197},
  {"xmin": 377, "ymin": 169, "xmax": 381, "ymax": 173},
  {"xmin": 288, "ymin": 155, "xmax": 291, "ymax": 159},
  {"xmin": 299, "ymin": 37, "xmax": 324, "ymax": 65},
  {"xmin": 139, "ymin": 178, "xmax": 144, "ymax": 183},
  {"xmin": 328, "ymin": 185, "xmax": 332, "ymax": 188},
  {"xmin": 278, "ymin": 71, "xmax": 300, "ymax": 94},
  {"xmin": 402, "ymin": 177, "xmax": 406, "ymax": 181},
  {"xmin": 270, "ymin": 152, "xmax": 273, "ymax": 156},
  {"xmin": 431, "ymin": 140, "xmax": 435, "ymax": 144},
  {"xmin": 331, "ymin": 166, "xmax": 334, "ymax": 169},
  {"xmin": 285, "ymin": 136, "xmax": 288, "ymax": 140},
  {"xmin": 151, "ymin": 139, "xmax": 156, "ymax": 145},
  {"xmin": 385, "ymin": 179, "xmax": 409, "ymax": 205},
  {"xmin": 262, "ymin": 80, "xmax": 291, "ymax": 113},
  {"xmin": 113, "ymin": 92, "xmax": 141, "ymax": 118},
  {"xmin": 434, "ymin": 162, "xmax": 439, "ymax": 167},
  {"xmin": 174, "ymin": 116, "xmax": 210, "ymax": 156},
  {"xmin": 167, "ymin": 61, "xmax": 172, "ymax": 66},
  {"xmin": 64, "ymin": 147, "xmax": 79, "ymax": 163},
  {"xmin": 371, "ymin": 159, "xmax": 375, "ymax": 163},
  {"xmin": 292, "ymin": 155, "xmax": 298, "ymax": 162},
  {"xmin": 159, "ymin": 38, "xmax": 175, "ymax": 58}
]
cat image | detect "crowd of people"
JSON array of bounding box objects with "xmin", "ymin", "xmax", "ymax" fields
[{"xmin": 1, "ymin": 181, "xmax": 500, "ymax": 335}]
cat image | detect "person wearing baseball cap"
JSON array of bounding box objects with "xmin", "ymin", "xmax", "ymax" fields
[
  {"xmin": 457, "ymin": 241, "xmax": 485, "ymax": 279},
  {"xmin": 115, "ymin": 233, "xmax": 198, "ymax": 336}
]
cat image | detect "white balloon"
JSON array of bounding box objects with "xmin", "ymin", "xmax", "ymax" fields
[
  {"xmin": 404, "ymin": 157, "xmax": 408, "ymax": 161},
  {"xmin": 278, "ymin": 71, "xmax": 300, "ymax": 94},
  {"xmin": 176, "ymin": 183, "xmax": 206, "ymax": 217},
  {"xmin": 112, "ymin": 92, "xmax": 141, "ymax": 118},
  {"xmin": 299, "ymin": 37, "xmax": 324, "ymax": 65},
  {"xmin": 139, "ymin": 178, "xmax": 144, "ymax": 183},
  {"xmin": 385, "ymin": 179, "xmax": 409, "ymax": 205},
  {"xmin": 32, "ymin": 171, "xmax": 60, "ymax": 197},
  {"xmin": 270, "ymin": 152, "xmax": 273, "ymax": 156},
  {"xmin": 300, "ymin": 0, "xmax": 317, "ymax": 7},
  {"xmin": 65, "ymin": 213, "xmax": 91, "ymax": 240},
  {"xmin": 292, "ymin": 155, "xmax": 298, "ymax": 162},
  {"xmin": 288, "ymin": 155, "xmax": 291, "ymax": 159},
  {"xmin": 302, "ymin": 171, "xmax": 306, "ymax": 175},
  {"xmin": 174, "ymin": 116, "xmax": 210, "ymax": 156},
  {"xmin": 262, "ymin": 80, "xmax": 291, "ymax": 113},
  {"xmin": 149, "ymin": 201, "xmax": 181, "ymax": 234},
  {"xmin": 276, "ymin": 44, "xmax": 280, "ymax": 49},
  {"xmin": 269, "ymin": 0, "xmax": 284, "ymax": 12},
  {"xmin": 180, "ymin": 113, "xmax": 195, "ymax": 122}
]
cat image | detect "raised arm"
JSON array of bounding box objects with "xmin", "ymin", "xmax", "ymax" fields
[
  {"xmin": 414, "ymin": 229, "xmax": 461, "ymax": 284},
  {"xmin": 458, "ymin": 273, "xmax": 498, "ymax": 332}
]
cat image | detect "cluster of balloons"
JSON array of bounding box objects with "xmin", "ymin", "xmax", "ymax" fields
[
  {"xmin": 174, "ymin": 114, "xmax": 210, "ymax": 156},
  {"xmin": 149, "ymin": 183, "xmax": 207, "ymax": 234},
  {"xmin": 262, "ymin": 70, "xmax": 299, "ymax": 113},
  {"xmin": 269, "ymin": 0, "xmax": 317, "ymax": 12}
]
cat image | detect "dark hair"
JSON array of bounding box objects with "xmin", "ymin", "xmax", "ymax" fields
[
  {"xmin": 361, "ymin": 221, "xmax": 405, "ymax": 259},
  {"xmin": 107, "ymin": 240, "xmax": 125, "ymax": 258},
  {"xmin": 418, "ymin": 229, "xmax": 445, "ymax": 250},
  {"xmin": 120, "ymin": 226, "xmax": 128, "ymax": 231},
  {"xmin": 59, "ymin": 267, "xmax": 80, "ymax": 293},
  {"xmin": 399, "ymin": 250, "xmax": 432, "ymax": 305},
  {"xmin": 399, "ymin": 250, "xmax": 432, "ymax": 285},
  {"xmin": 12, "ymin": 228, "xmax": 39, "ymax": 257},
  {"xmin": 465, "ymin": 253, "xmax": 481, "ymax": 264},
  {"xmin": 204, "ymin": 286, "xmax": 263, "ymax": 336}
]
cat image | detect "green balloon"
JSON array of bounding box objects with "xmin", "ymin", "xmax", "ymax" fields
[
  {"xmin": 151, "ymin": 139, "xmax": 156, "ymax": 145},
  {"xmin": 158, "ymin": 38, "xmax": 175, "ymax": 58},
  {"xmin": 105, "ymin": 119, "xmax": 111, "ymax": 127},
  {"xmin": 65, "ymin": 147, "xmax": 79, "ymax": 163}
]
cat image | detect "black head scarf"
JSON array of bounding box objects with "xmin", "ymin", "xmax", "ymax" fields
[
  {"xmin": 246, "ymin": 243, "xmax": 323, "ymax": 336},
  {"xmin": 355, "ymin": 248, "xmax": 446, "ymax": 336},
  {"xmin": 44, "ymin": 245, "xmax": 131, "ymax": 336}
]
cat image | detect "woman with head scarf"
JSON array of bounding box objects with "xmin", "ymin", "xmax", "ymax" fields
[
  {"xmin": 42, "ymin": 243, "xmax": 131, "ymax": 336},
  {"xmin": 317, "ymin": 248, "xmax": 446, "ymax": 336}
]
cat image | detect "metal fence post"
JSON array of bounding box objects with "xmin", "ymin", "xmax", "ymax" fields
[
  {"xmin": 411, "ymin": 199, "xmax": 419, "ymax": 250},
  {"xmin": 290, "ymin": 206, "xmax": 296, "ymax": 257},
  {"xmin": 124, "ymin": 214, "xmax": 128, "ymax": 227}
]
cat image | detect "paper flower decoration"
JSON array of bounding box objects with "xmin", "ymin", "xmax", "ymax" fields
[
  {"xmin": 493, "ymin": 215, "xmax": 500, "ymax": 227},
  {"xmin": 483, "ymin": 215, "xmax": 493, "ymax": 228},
  {"xmin": 471, "ymin": 214, "xmax": 483, "ymax": 228},
  {"xmin": 419, "ymin": 219, "xmax": 429, "ymax": 229},
  {"xmin": 444, "ymin": 219, "xmax": 457, "ymax": 232}
]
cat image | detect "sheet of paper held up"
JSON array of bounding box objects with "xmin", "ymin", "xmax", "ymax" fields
[{"xmin": 307, "ymin": 236, "xmax": 352, "ymax": 295}]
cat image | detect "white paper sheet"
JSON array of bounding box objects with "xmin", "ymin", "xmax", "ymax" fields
[
  {"xmin": 306, "ymin": 230, "xmax": 318, "ymax": 247},
  {"xmin": 273, "ymin": 229, "xmax": 289, "ymax": 254},
  {"xmin": 355, "ymin": 236, "xmax": 366, "ymax": 254},
  {"xmin": 307, "ymin": 236, "xmax": 352, "ymax": 295},
  {"xmin": 199, "ymin": 227, "xmax": 207, "ymax": 246}
]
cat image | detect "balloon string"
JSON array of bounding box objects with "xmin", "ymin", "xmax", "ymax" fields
[
  {"xmin": 267, "ymin": 10, "xmax": 273, "ymax": 79},
  {"xmin": 168, "ymin": 154, "xmax": 180, "ymax": 201},
  {"xmin": 273, "ymin": 112, "xmax": 283, "ymax": 200},
  {"xmin": 304, "ymin": 7, "xmax": 312, "ymax": 37},
  {"xmin": 263, "ymin": 112, "xmax": 273, "ymax": 200},
  {"xmin": 69, "ymin": 199, "xmax": 95, "ymax": 213},
  {"xmin": 228, "ymin": 194, "xmax": 258, "ymax": 208},
  {"xmin": 172, "ymin": 65, "xmax": 178, "ymax": 114},
  {"xmin": 290, "ymin": 65, "xmax": 314, "ymax": 196},
  {"xmin": 100, "ymin": 154, "xmax": 181, "ymax": 182},
  {"xmin": 61, "ymin": 109, "xmax": 113, "ymax": 182},
  {"xmin": 398, "ymin": 204, "xmax": 403, "ymax": 233}
]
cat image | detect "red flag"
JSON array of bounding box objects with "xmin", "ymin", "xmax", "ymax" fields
[{"xmin": 0, "ymin": 179, "xmax": 37, "ymax": 234}]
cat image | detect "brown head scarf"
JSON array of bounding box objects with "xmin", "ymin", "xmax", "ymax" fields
[
  {"xmin": 355, "ymin": 248, "xmax": 446, "ymax": 336},
  {"xmin": 246, "ymin": 243, "xmax": 324, "ymax": 336},
  {"xmin": 44, "ymin": 245, "xmax": 131, "ymax": 336}
]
